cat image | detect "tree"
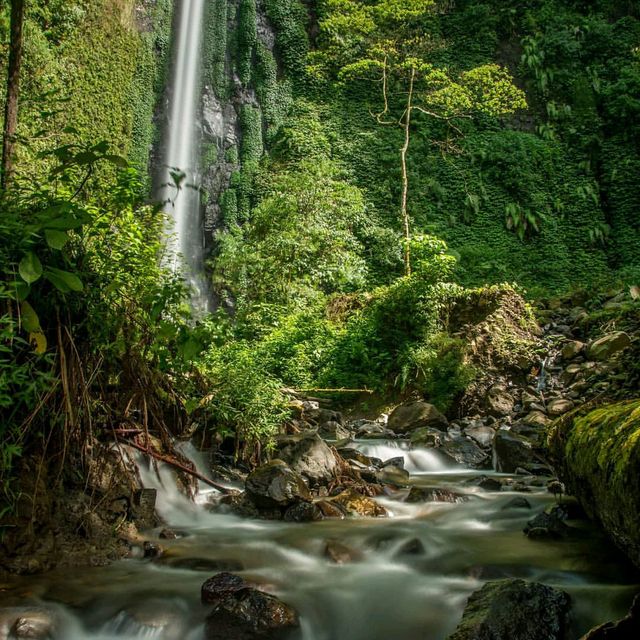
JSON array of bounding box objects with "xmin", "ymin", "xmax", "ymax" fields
[
  {"xmin": 312, "ymin": 0, "xmax": 527, "ymax": 274},
  {"xmin": 2, "ymin": 0, "xmax": 26, "ymax": 189},
  {"xmin": 213, "ymin": 158, "xmax": 369, "ymax": 308}
]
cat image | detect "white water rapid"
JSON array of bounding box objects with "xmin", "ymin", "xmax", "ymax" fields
[
  {"xmin": 159, "ymin": 0, "xmax": 210, "ymax": 312},
  {"xmin": 2, "ymin": 439, "xmax": 638, "ymax": 639}
]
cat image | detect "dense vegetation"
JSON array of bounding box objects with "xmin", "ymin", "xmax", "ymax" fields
[{"xmin": 1, "ymin": 0, "xmax": 639, "ymax": 516}]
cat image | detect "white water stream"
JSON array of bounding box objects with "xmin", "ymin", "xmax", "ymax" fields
[
  {"xmin": 2, "ymin": 440, "xmax": 637, "ymax": 640},
  {"xmin": 158, "ymin": 0, "xmax": 210, "ymax": 312}
]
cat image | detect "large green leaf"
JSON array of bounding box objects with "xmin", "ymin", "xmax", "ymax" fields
[
  {"xmin": 20, "ymin": 300, "xmax": 41, "ymax": 332},
  {"xmin": 45, "ymin": 267, "xmax": 83, "ymax": 293},
  {"xmin": 19, "ymin": 252, "xmax": 43, "ymax": 284},
  {"xmin": 44, "ymin": 229, "xmax": 69, "ymax": 250}
]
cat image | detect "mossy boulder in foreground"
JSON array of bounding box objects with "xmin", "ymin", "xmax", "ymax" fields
[
  {"xmin": 548, "ymin": 400, "xmax": 640, "ymax": 567},
  {"xmin": 448, "ymin": 579, "xmax": 571, "ymax": 640}
]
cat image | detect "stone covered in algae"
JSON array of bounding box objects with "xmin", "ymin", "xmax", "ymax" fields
[{"xmin": 548, "ymin": 399, "xmax": 640, "ymax": 567}]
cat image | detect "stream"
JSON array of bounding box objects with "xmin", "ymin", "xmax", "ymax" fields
[{"xmin": 1, "ymin": 439, "xmax": 638, "ymax": 639}]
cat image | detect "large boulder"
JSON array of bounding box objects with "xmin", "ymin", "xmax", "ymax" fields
[
  {"xmin": 388, "ymin": 401, "xmax": 448, "ymax": 433},
  {"xmin": 245, "ymin": 461, "xmax": 311, "ymax": 510},
  {"xmin": 486, "ymin": 384, "xmax": 515, "ymax": 417},
  {"xmin": 587, "ymin": 332, "xmax": 631, "ymax": 361},
  {"xmin": 441, "ymin": 437, "xmax": 490, "ymax": 469},
  {"xmin": 202, "ymin": 573, "xmax": 299, "ymax": 640},
  {"xmin": 448, "ymin": 579, "xmax": 571, "ymax": 640},
  {"xmin": 548, "ymin": 400, "xmax": 640, "ymax": 568},
  {"xmin": 0, "ymin": 608, "xmax": 59, "ymax": 640},
  {"xmin": 275, "ymin": 434, "xmax": 338, "ymax": 487},
  {"xmin": 580, "ymin": 594, "xmax": 640, "ymax": 639},
  {"xmin": 493, "ymin": 430, "xmax": 539, "ymax": 473}
]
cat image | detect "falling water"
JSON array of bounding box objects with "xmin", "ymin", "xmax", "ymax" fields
[{"xmin": 158, "ymin": 0, "xmax": 211, "ymax": 312}]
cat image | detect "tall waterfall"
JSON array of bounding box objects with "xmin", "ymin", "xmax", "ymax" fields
[{"xmin": 159, "ymin": 0, "xmax": 210, "ymax": 312}]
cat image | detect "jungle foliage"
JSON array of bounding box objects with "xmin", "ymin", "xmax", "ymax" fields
[{"xmin": 1, "ymin": 0, "xmax": 639, "ymax": 482}]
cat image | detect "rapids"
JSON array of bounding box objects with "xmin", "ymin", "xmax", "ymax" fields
[{"xmin": 1, "ymin": 440, "xmax": 637, "ymax": 640}]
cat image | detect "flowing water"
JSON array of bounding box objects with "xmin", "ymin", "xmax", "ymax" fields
[
  {"xmin": 157, "ymin": 0, "xmax": 210, "ymax": 312},
  {"xmin": 1, "ymin": 440, "xmax": 638, "ymax": 640}
]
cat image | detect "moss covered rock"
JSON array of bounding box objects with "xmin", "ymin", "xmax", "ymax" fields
[
  {"xmin": 448, "ymin": 579, "xmax": 571, "ymax": 640},
  {"xmin": 548, "ymin": 400, "xmax": 640, "ymax": 567}
]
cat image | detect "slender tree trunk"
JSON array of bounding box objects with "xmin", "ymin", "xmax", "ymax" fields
[
  {"xmin": 400, "ymin": 67, "xmax": 416, "ymax": 276},
  {"xmin": 2, "ymin": 0, "xmax": 26, "ymax": 190}
]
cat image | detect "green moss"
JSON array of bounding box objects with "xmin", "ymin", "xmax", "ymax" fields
[
  {"xmin": 263, "ymin": 0, "xmax": 309, "ymax": 79},
  {"xmin": 236, "ymin": 0, "xmax": 257, "ymax": 86},
  {"xmin": 0, "ymin": 0, "xmax": 172, "ymax": 192},
  {"xmin": 203, "ymin": 0, "xmax": 230, "ymax": 98},
  {"xmin": 549, "ymin": 399, "xmax": 640, "ymax": 566}
]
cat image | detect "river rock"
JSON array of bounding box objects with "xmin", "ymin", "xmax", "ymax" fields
[
  {"xmin": 493, "ymin": 430, "xmax": 538, "ymax": 473},
  {"xmin": 245, "ymin": 461, "xmax": 311, "ymax": 509},
  {"xmin": 318, "ymin": 421, "xmax": 351, "ymax": 441},
  {"xmin": 305, "ymin": 407, "xmax": 343, "ymax": 425},
  {"xmin": 548, "ymin": 400, "xmax": 640, "ymax": 567},
  {"xmin": 405, "ymin": 487, "xmax": 467, "ymax": 503},
  {"xmin": 315, "ymin": 499, "xmax": 347, "ymax": 519},
  {"xmin": 394, "ymin": 537, "xmax": 425, "ymax": 557},
  {"xmin": 524, "ymin": 505, "xmax": 571, "ymax": 540},
  {"xmin": 331, "ymin": 488, "xmax": 387, "ymax": 517},
  {"xmin": 410, "ymin": 427, "xmax": 447, "ymax": 448},
  {"xmin": 338, "ymin": 448, "xmax": 382, "ymax": 468},
  {"xmin": 441, "ymin": 437, "xmax": 490, "ymax": 468},
  {"xmin": 448, "ymin": 579, "xmax": 571, "ymax": 640},
  {"xmin": 388, "ymin": 401, "xmax": 448, "ymax": 433},
  {"xmin": 580, "ymin": 593, "xmax": 640, "ymax": 639},
  {"xmin": 283, "ymin": 501, "xmax": 323, "ymax": 522},
  {"xmin": 377, "ymin": 465, "xmax": 410, "ymax": 486},
  {"xmin": 486, "ymin": 385, "xmax": 515, "ymax": 417},
  {"xmin": 324, "ymin": 539, "xmax": 363, "ymax": 564},
  {"xmin": 587, "ymin": 332, "xmax": 631, "ymax": 361},
  {"xmin": 275, "ymin": 433, "xmax": 338, "ymax": 487},
  {"xmin": 547, "ymin": 398, "xmax": 575, "ymax": 417},
  {"xmin": 203, "ymin": 573, "xmax": 299, "ymax": 640},
  {"xmin": 502, "ymin": 497, "xmax": 532, "ymax": 510},
  {"xmin": 523, "ymin": 410, "xmax": 551, "ymax": 428},
  {"xmin": 6, "ymin": 609, "xmax": 58, "ymax": 639},
  {"xmin": 562, "ymin": 340, "xmax": 585, "ymax": 360},
  {"xmin": 355, "ymin": 421, "xmax": 395, "ymax": 439},
  {"xmin": 464, "ymin": 425, "xmax": 495, "ymax": 448}
]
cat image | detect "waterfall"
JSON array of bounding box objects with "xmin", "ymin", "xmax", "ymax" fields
[{"xmin": 159, "ymin": 0, "xmax": 211, "ymax": 312}]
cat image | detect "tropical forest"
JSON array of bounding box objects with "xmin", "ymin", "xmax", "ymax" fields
[{"xmin": 1, "ymin": 0, "xmax": 640, "ymax": 638}]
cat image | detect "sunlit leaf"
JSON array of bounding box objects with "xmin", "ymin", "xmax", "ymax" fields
[
  {"xmin": 45, "ymin": 229, "xmax": 69, "ymax": 250},
  {"xmin": 29, "ymin": 332, "xmax": 47, "ymax": 354},
  {"xmin": 45, "ymin": 267, "xmax": 83, "ymax": 292},
  {"xmin": 19, "ymin": 252, "xmax": 43, "ymax": 284},
  {"xmin": 20, "ymin": 300, "xmax": 41, "ymax": 332}
]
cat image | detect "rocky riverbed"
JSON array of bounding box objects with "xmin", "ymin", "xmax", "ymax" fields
[{"xmin": 1, "ymin": 288, "xmax": 639, "ymax": 639}]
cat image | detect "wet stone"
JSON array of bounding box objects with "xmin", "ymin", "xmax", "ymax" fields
[
  {"xmin": 324, "ymin": 539, "xmax": 363, "ymax": 564},
  {"xmin": 394, "ymin": 537, "xmax": 426, "ymax": 557},
  {"xmin": 388, "ymin": 401, "xmax": 449, "ymax": 433},
  {"xmin": 524, "ymin": 506, "xmax": 571, "ymax": 540},
  {"xmin": 331, "ymin": 488, "xmax": 387, "ymax": 517},
  {"xmin": 405, "ymin": 487, "xmax": 467, "ymax": 503},
  {"xmin": 448, "ymin": 579, "xmax": 571, "ymax": 640},
  {"xmin": 245, "ymin": 460, "xmax": 311, "ymax": 509},
  {"xmin": 202, "ymin": 572, "xmax": 248, "ymax": 605},
  {"xmin": 502, "ymin": 497, "xmax": 532, "ymax": 510},
  {"xmin": 283, "ymin": 501, "xmax": 323, "ymax": 523},
  {"xmin": 204, "ymin": 581, "xmax": 299, "ymax": 640},
  {"xmin": 9, "ymin": 609, "xmax": 58, "ymax": 640}
]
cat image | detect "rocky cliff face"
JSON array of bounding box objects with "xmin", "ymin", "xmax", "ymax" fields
[{"xmin": 200, "ymin": 0, "xmax": 278, "ymax": 240}]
